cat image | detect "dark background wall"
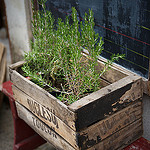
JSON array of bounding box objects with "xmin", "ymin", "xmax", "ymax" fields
[{"xmin": 43, "ymin": 0, "xmax": 150, "ymax": 78}]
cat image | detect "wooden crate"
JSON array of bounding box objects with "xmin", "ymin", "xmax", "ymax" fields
[{"xmin": 9, "ymin": 56, "xmax": 143, "ymax": 150}]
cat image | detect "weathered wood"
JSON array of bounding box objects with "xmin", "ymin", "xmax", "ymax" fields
[
  {"xmin": 142, "ymin": 78, "xmax": 149, "ymax": 96},
  {"xmin": 0, "ymin": 43, "xmax": 6, "ymax": 107},
  {"xmin": 13, "ymin": 84, "xmax": 142, "ymax": 149},
  {"xmin": 0, "ymin": 43, "xmax": 6, "ymax": 84},
  {"xmin": 9, "ymin": 68, "xmax": 76, "ymax": 131},
  {"xmin": 16, "ymin": 101, "xmax": 142, "ymax": 150},
  {"xmin": 9, "ymin": 60, "xmax": 25, "ymax": 71},
  {"xmin": 99, "ymin": 54, "xmax": 149, "ymax": 97},
  {"xmin": 69, "ymin": 75, "xmax": 143, "ymax": 130},
  {"xmin": 0, "ymin": 43, "xmax": 4, "ymax": 62},
  {"xmin": 10, "ymin": 61, "xmax": 143, "ymax": 131},
  {"xmin": 96, "ymin": 58, "xmax": 127, "ymax": 83},
  {"xmin": 87, "ymin": 119, "xmax": 142, "ymax": 150},
  {"xmin": 10, "ymin": 59, "xmax": 143, "ymax": 149},
  {"xmin": 12, "ymin": 85, "xmax": 78, "ymax": 148},
  {"xmin": 16, "ymin": 102, "xmax": 75, "ymax": 150},
  {"xmin": 78, "ymin": 101, "xmax": 142, "ymax": 149}
]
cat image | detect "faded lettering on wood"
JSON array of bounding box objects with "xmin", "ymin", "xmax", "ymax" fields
[
  {"xmin": 16, "ymin": 101, "xmax": 142, "ymax": 150},
  {"xmin": 87, "ymin": 119, "xmax": 142, "ymax": 150},
  {"xmin": 78, "ymin": 101, "xmax": 142, "ymax": 149},
  {"xmin": 9, "ymin": 68, "xmax": 76, "ymax": 130},
  {"xmin": 16, "ymin": 102, "xmax": 74, "ymax": 150},
  {"xmin": 32, "ymin": 116, "xmax": 57, "ymax": 139},
  {"xmin": 13, "ymin": 83, "xmax": 142, "ymax": 149},
  {"xmin": 10, "ymin": 61, "xmax": 143, "ymax": 132},
  {"xmin": 12, "ymin": 85, "xmax": 78, "ymax": 149}
]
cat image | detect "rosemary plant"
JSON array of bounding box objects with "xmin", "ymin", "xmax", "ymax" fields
[{"xmin": 22, "ymin": 1, "xmax": 124, "ymax": 104}]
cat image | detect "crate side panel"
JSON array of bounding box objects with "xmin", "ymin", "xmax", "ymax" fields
[
  {"xmin": 78, "ymin": 101, "xmax": 142, "ymax": 149},
  {"xmin": 12, "ymin": 85, "xmax": 78, "ymax": 148},
  {"xmin": 87, "ymin": 119, "xmax": 143, "ymax": 150},
  {"xmin": 96, "ymin": 59, "xmax": 127, "ymax": 83},
  {"xmin": 9, "ymin": 69, "xmax": 76, "ymax": 130},
  {"xmin": 69, "ymin": 75, "xmax": 142, "ymax": 130},
  {"xmin": 16, "ymin": 102, "xmax": 75, "ymax": 150}
]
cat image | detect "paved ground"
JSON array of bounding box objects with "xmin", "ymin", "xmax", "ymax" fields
[
  {"xmin": 0, "ymin": 97, "xmax": 55, "ymax": 150},
  {"xmin": 143, "ymin": 94, "xmax": 150, "ymax": 141},
  {"xmin": 0, "ymin": 97, "xmax": 13, "ymax": 150}
]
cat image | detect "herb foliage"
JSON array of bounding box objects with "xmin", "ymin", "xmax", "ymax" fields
[{"xmin": 22, "ymin": 1, "xmax": 124, "ymax": 104}]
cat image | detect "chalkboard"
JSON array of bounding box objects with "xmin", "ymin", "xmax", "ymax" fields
[{"xmin": 42, "ymin": 0, "xmax": 150, "ymax": 78}]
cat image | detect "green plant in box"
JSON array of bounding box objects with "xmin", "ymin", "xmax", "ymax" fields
[{"xmin": 22, "ymin": 1, "xmax": 124, "ymax": 104}]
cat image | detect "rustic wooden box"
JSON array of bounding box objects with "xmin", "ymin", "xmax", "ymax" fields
[{"xmin": 9, "ymin": 57, "xmax": 143, "ymax": 150}]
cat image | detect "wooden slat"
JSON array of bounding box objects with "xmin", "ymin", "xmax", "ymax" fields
[
  {"xmin": 9, "ymin": 68, "xmax": 76, "ymax": 131},
  {"xmin": 0, "ymin": 43, "xmax": 6, "ymax": 107},
  {"xmin": 0, "ymin": 43, "xmax": 4, "ymax": 62},
  {"xmin": 96, "ymin": 59, "xmax": 127, "ymax": 83},
  {"xmin": 69, "ymin": 75, "xmax": 143, "ymax": 130},
  {"xmin": 9, "ymin": 60, "xmax": 25, "ymax": 70},
  {"xmin": 78, "ymin": 101, "xmax": 142, "ymax": 149},
  {"xmin": 87, "ymin": 119, "xmax": 143, "ymax": 150},
  {"xmin": 0, "ymin": 46, "xmax": 6, "ymax": 83},
  {"xmin": 12, "ymin": 85, "xmax": 78, "ymax": 149},
  {"xmin": 16, "ymin": 101, "xmax": 143, "ymax": 150},
  {"xmin": 16, "ymin": 102, "xmax": 75, "ymax": 150},
  {"xmin": 69, "ymin": 75, "xmax": 142, "ymax": 111}
]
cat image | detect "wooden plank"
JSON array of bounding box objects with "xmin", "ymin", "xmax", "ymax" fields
[
  {"xmin": 142, "ymin": 78, "xmax": 149, "ymax": 96},
  {"xmin": 16, "ymin": 102, "xmax": 75, "ymax": 150},
  {"xmin": 78, "ymin": 101, "xmax": 142, "ymax": 149},
  {"xmin": 0, "ymin": 43, "xmax": 4, "ymax": 62},
  {"xmin": 9, "ymin": 60, "xmax": 25, "ymax": 70},
  {"xmin": 9, "ymin": 68, "xmax": 76, "ymax": 131},
  {"xmin": 69, "ymin": 75, "xmax": 143, "ymax": 130},
  {"xmin": 0, "ymin": 47, "xmax": 6, "ymax": 83},
  {"xmin": 0, "ymin": 43, "xmax": 6, "ymax": 107},
  {"xmin": 87, "ymin": 119, "xmax": 143, "ymax": 150},
  {"xmin": 12, "ymin": 85, "xmax": 78, "ymax": 149},
  {"xmin": 96, "ymin": 59, "xmax": 127, "ymax": 83}
]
